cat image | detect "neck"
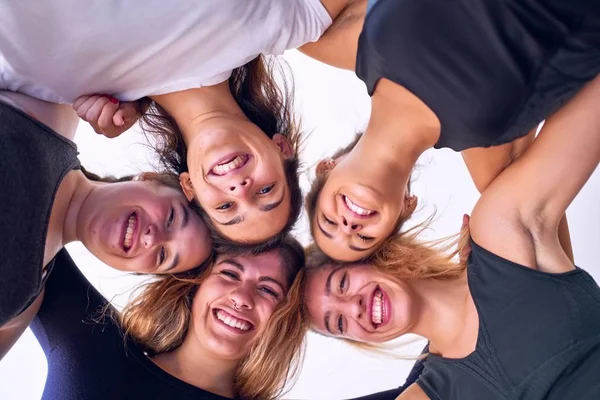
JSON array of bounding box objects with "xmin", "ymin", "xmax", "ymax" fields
[
  {"xmin": 153, "ymin": 337, "xmax": 239, "ymax": 398},
  {"xmin": 61, "ymin": 172, "xmax": 96, "ymax": 246},
  {"xmin": 408, "ymin": 274, "xmax": 473, "ymax": 355},
  {"xmin": 150, "ymin": 81, "xmax": 247, "ymax": 146}
]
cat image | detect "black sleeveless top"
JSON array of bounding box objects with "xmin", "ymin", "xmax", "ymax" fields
[
  {"xmin": 30, "ymin": 249, "xmax": 231, "ymax": 400},
  {"xmin": 356, "ymin": 0, "xmax": 600, "ymax": 151},
  {"xmin": 0, "ymin": 101, "xmax": 80, "ymax": 326},
  {"xmin": 416, "ymin": 241, "xmax": 600, "ymax": 400}
]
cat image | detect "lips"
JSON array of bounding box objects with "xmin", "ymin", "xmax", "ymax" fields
[
  {"xmin": 213, "ymin": 309, "xmax": 254, "ymax": 333},
  {"xmin": 342, "ymin": 195, "xmax": 377, "ymax": 218},
  {"xmin": 210, "ymin": 154, "xmax": 250, "ymax": 176},
  {"xmin": 121, "ymin": 211, "xmax": 140, "ymax": 254},
  {"xmin": 369, "ymin": 285, "xmax": 391, "ymax": 328}
]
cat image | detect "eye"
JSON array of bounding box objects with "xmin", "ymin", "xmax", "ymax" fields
[
  {"xmin": 167, "ymin": 207, "xmax": 175, "ymax": 227},
  {"xmin": 220, "ymin": 270, "xmax": 240, "ymax": 280},
  {"xmin": 158, "ymin": 247, "xmax": 166, "ymax": 265},
  {"xmin": 337, "ymin": 314, "xmax": 344, "ymax": 335},
  {"xmin": 257, "ymin": 183, "xmax": 275, "ymax": 195},
  {"xmin": 259, "ymin": 286, "xmax": 279, "ymax": 299},
  {"xmin": 216, "ymin": 202, "xmax": 234, "ymax": 211},
  {"xmin": 338, "ymin": 271, "xmax": 347, "ymax": 295},
  {"xmin": 323, "ymin": 214, "xmax": 337, "ymax": 226},
  {"xmin": 357, "ymin": 233, "xmax": 375, "ymax": 242}
]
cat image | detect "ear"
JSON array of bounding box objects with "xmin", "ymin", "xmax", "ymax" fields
[
  {"xmin": 272, "ymin": 134, "xmax": 294, "ymax": 159},
  {"xmin": 316, "ymin": 158, "xmax": 336, "ymax": 177},
  {"xmin": 135, "ymin": 172, "xmax": 160, "ymax": 182},
  {"xmin": 179, "ymin": 172, "xmax": 195, "ymax": 202},
  {"xmin": 403, "ymin": 195, "xmax": 418, "ymax": 216}
]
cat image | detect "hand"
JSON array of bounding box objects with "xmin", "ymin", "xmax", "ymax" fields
[
  {"xmin": 73, "ymin": 94, "xmax": 141, "ymax": 138},
  {"xmin": 459, "ymin": 214, "xmax": 472, "ymax": 264}
]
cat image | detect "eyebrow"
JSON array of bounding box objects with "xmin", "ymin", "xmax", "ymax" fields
[
  {"xmin": 324, "ymin": 312, "xmax": 332, "ymax": 334},
  {"xmin": 258, "ymin": 189, "xmax": 285, "ymax": 212},
  {"xmin": 317, "ymin": 220, "xmax": 375, "ymax": 252},
  {"xmin": 219, "ymin": 259, "xmax": 285, "ymax": 292},
  {"xmin": 165, "ymin": 254, "xmax": 179, "ymax": 273},
  {"xmin": 181, "ymin": 203, "xmax": 189, "ymax": 229},
  {"xmin": 217, "ymin": 215, "xmax": 245, "ymax": 226}
]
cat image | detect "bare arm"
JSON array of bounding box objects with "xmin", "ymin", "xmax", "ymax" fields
[
  {"xmin": 299, "ymin": 0, "xmax": 366, "ymax": 70},
  {"xmin": 395, "ymin": 383, "xmax": 430, "ymax": 400},
  {"xmin": 471, "ymin": 75, "xmax": 600, "ymax": 273},
  {"xmin": 0, "ymin": 91, "xmax": 78, "ymax": 140},
  {"xmin": 462, "ymin": 127, "xmax": 574, "ymax": 262},
  {"xmin": 0, "ymin": 290, "xmax": 44, "ymax": 361}
]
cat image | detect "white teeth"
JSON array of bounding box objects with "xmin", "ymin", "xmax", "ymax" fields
[
  {"xmin": 212, "ymin": 155, "xmax": 247, "ymax": 176},
  {"xmin": 371, "ymin": 289, "xmax": 383, "ymax": 325},
  {"xmin": 344, "ymin": 196, "xmax": 375, "ymax": 216},
  {"xmin": 123, "ymin": 215, "xmax": 137, "ymax": 250},
  {"xmin": 216, "ymin": 310, "xmax": 251, "ymax": 331}
]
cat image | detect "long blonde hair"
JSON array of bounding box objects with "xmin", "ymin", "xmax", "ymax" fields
[
  {"xmin": 120, "ymin": 238, "xmax": 307, "ymax": 400},
  {"xmin": 301, "ymin": 219, "xmax": 470, "ymax": 352}
]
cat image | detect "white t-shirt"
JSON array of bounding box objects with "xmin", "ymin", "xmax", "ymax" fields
[{"xmin": 0, "ymin": 0, "xmax": 331, "ymax": 104}]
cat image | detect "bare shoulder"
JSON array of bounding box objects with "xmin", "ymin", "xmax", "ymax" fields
[{"xmin": 396, "ymin": 383, "xmax": 430, "ymax": 400}]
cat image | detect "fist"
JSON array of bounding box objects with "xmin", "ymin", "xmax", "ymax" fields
[{"xmin": 73, "ymin": 94, "xmax": 141, "ymax": 138}]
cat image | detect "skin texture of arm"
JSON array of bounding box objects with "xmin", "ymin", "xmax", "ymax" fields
[
  {"xmin": 470, "ymin": 75, "xmax": 600, "ymax": 273},
  {"xmin": 462, "ymin": 127, "xmax": 574, "ymax": 262},
  {"xmin": 299, "ymin": 0, "xmax": 366, "ymax": 70},
  {"xmin": 0, "ymin": 290, "xmax": 44, "ymax": 361}
]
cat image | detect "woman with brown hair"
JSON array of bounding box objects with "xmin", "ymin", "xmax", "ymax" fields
[
  {"xmin": 0, "ymin": 0, "xmax": 357, "ymax": 248},
  {"xmin": 302, "ymin": 77, "xmax": 600, "ymax": 399},
  {"xmin": 29, "ymin": 236, "xmax": 307, "ymax": 400},
  {"xmin": 301, "ymin": 0, "xmax": 599, "ymax": 262},
  {"xmin": 0, "ymin": 90, "xmax": 213, "ymax": 360}
]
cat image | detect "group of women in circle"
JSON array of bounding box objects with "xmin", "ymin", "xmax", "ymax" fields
[{"xmin": 1, "ymin": 0, "xmax": 599, "ymax": 399}]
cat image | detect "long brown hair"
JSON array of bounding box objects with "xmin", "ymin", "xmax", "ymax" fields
[
  {"xmin": 138, "ymin": 55, "xmax": 304, "ymax": 253},
  {"xmin": 119, "ymin": 236, "xmax": 307, "ymax": 400}
]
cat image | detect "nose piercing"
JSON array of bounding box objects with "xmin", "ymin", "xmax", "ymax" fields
[{"xmin": 232, "ymin": 300, "xmax": 241, "ymax": 311}]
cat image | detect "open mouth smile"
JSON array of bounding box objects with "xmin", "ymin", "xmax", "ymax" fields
[
  {"xmin": 213, "ymin": 309, "xmax": 254, "ymax": 333},
  {"xmin": 211, "ymin": 154, "xmax": 250, "ymax": 176},
  {"xmin": 369, "ymin": 285, "xmax": 391, "ymax": 328},
  {"xmin": 342, "ymin": 195, "xmax": 377, "ymax": 218},
  {"xmin": 121, "ymin": 212, "xmax": 139, "ymax": 253}
]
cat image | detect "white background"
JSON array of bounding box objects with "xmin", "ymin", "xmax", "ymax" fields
[{"xmin": 1, "ymin": 51, "xmax": 599, "ymax": 400}]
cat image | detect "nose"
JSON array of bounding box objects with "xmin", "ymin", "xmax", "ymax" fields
[
  {"xmin": 227, "ymin": 177, "xmax": 253, "ymax": 197},
  {"xmin": 340, "ymin": 294, "xmax": 365, "ymax": 320},
  {"xmin": 229, "ymin": 285, "xmax": 255, "ymax": 311},
  {"xmin": 340, "ymin": 215, "xmax": 363, "ymax": 234},
  {"xmin": 141, "ymin": 224, "xmax": 166, "ymax": 249}
]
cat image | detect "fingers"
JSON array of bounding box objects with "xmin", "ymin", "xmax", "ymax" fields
[{"xmin": 112, "ymin": 102, "xmax": 140, "ymax": 128}]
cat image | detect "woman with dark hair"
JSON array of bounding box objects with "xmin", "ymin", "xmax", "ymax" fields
[
  {"xmin": 30, "ymin": 237, "xmax": 306, "ymax": 400},
  {"xmin": 301, "ymin": 0, "xmax": 599, "ymax": 262},
  {"xmin": 302, "ymin": 77, "xmax": 600, "ymax": 399},
  {"xmin": 0, "ymin": 91, "xmax": 212, "ymax": 359},
  {"xmin": 0, "ymin": 0, "xmax": 357, "ymax": 247}
]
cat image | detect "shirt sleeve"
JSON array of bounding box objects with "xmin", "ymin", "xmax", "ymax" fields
[{"xmin": 268, "ymin": 0, "xmax": 332, "ymax": 55}]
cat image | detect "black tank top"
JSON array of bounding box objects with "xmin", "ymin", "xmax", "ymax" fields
[
  {"xmin": 356, "ymin": 0, "xmax": 600, "ymax": 151},
  {"xmin": 30, "ymin": 249, "xmax": 230, "ymax": 400},
  {"xmin": 0, "ymin": 101, "xmax": 80, "ymax": 326},
  {"xmin": 416, "ymin": 241, "xmax": 600, "ymax": 400}
]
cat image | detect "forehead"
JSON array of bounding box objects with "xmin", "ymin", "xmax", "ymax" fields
[{"xmin": 218, "ymin": 252, "xmax": 289, "ymax": 281}]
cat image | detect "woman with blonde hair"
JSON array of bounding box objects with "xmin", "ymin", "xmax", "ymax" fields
[
  {"xmin": 302, "ymin": 76, "xmax": 600, "ymax": 399},
  {"xmin": 30, "ymin": 236, "xmax": 306, "ymax": 400}
]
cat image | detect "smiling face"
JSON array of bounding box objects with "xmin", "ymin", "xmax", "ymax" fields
[
  {"xmin": 180, "ymin": 117, "xmax": 294, "ymax": 243},
  {"xmin": 312, "ymin": 156, "xmax": 417, "ymax": 262},
  {"xmin": 305, "ymin": 264, "xmax": 418, "ymax": 343},
  {"xmin": 186, "ymin": 251, "xmax": 292, "ymax": 360},
  {"xmin": 78, "ymin": 180, "xmax": 212, "ymax": 274}
]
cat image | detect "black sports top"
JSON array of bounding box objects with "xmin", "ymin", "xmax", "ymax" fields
[
  {"xmin": 416, "ymin": 241, "xmax": 600, "ymax": 400},
  {"xmin": 0, "ymin": 101, "xmax": 80, "ymax": 326},
  {"xmin": 30, "ymin": 249, "xmax": 230, "ymax": 400},
  {"xmin": 356, "ymin": 0, "xmax": 600, "ymax": 151}
]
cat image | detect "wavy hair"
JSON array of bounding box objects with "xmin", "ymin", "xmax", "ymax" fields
[
  {"xmin": 119, "ymin": 236, "xmax": 307, "ymax": 400},
  {"xmin": 138, "ymin": 55, "xmax": 304, "ymax": 253}
]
